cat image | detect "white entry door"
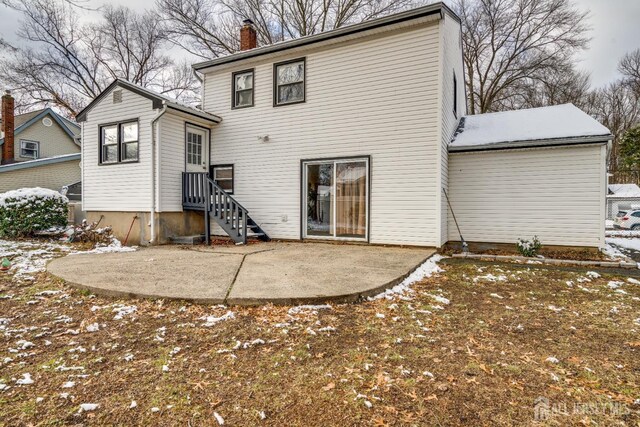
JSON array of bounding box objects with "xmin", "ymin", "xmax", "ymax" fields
[{"xmin": 185, "ymin": 125, "xmax": 209, "ymax": 173}]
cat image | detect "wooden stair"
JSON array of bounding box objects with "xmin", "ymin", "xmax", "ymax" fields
[{"xmin": 182, "ymin": 172, "xmax": 270, "ymax": 245}]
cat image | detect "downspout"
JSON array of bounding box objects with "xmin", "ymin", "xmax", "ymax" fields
[{"xmin": 150, "ymin": 105, "xmax": 167, "ymax": 244}]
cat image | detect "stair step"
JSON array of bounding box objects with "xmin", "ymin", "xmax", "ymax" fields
[{"xmin": 169, "ymin": 235, "xmax": 205, "ymax": 245}]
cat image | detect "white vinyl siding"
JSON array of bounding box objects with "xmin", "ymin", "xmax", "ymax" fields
[
  {"xmin": 82, "ymin": 87, "xmax": 155, "ymax": 211},
  {"xmin": 157, "ymin": 111, "xmax": 214, "ymax": 212},
  {"xmin": 203, "ymin": 21, "xmax": 442, "ymax": 246},
  {"xmin": 447, "ymin": 144, "xmax": 606, "ymax": 248},
  {"xmin": 439, "ymin": 14, "xmax": 466, "ymax": 247}
]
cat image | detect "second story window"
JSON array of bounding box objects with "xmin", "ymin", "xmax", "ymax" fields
[
  {"xmin": 233, "ymin": 69, "xmax": 254, "ymax": 109},
  {"xmin": 100, "ymin": 120, "xmax": 138, "ymax": 165},
  {"xmin": 20, "ymin": 140, "xmax": 39, "ymax": 159},
  {"xmin": 274, "ymin": 58, "xmax": 305, "ymax": 106}
]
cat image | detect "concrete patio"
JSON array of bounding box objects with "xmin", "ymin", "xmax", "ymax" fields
[{"xmin": 47, "ymin": 242, "xmax": 436, "ymax": 305}]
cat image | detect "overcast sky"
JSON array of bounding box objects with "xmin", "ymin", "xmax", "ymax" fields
[{"xmin": 0, "ymin": 0, "xmax": 638, "ymax": 88}]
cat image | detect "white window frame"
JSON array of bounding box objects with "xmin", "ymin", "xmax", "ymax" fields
[
  {"xmin": 19, "ymin": 139, "xmax": 40, "ymax": 159},
  {"xmin": 302, "ymin": 157, "xmax": 369, "ymax": 242}
]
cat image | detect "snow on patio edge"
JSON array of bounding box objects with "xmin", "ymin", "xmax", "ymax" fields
[{"xmin": 369, "ymin": 254, "xmax": 444, "ymax": 300}]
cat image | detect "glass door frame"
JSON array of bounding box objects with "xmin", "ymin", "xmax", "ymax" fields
[{"xmin": 301, "ymin": 156, "xmax": 370, "ymax": 242}]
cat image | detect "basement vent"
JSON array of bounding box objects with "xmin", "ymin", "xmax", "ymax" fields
[{"xmin": 113, "ymin": 90, "xmax": 122, "ymax": 104}]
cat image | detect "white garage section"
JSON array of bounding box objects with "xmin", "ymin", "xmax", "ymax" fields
[{"xmin": 447, "ymin": 104, "xmax": 611, "ymax": 248}]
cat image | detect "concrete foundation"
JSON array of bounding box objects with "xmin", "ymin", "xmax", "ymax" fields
[{"xmin": 86, "ymin": 211, "xmax": 205, "ymax": 246}]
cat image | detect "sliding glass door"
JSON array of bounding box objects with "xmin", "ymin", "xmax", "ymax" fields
[{"xmin": 304, "ymin": 158, "xmax": 369, "ymax": 240}]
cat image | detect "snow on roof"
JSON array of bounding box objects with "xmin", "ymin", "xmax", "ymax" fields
[
  {"xmin": 608, "ymin": 184, "xmax": 640, "ymax": 198},
  {"xmin": 450, "ymin": 104, "xmax": 611, "ymax": 151}
]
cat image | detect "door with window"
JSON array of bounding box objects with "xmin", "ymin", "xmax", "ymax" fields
[
  {"xmin": 303, "ymin": 158, "xmax": 369, "ymax": 241},
  {"xmin": 185, "ymin": 125, "xmax": 209, "ymax": 173}
]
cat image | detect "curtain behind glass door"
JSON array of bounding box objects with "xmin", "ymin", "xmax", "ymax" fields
[{"xmin": 336, "ymin": 161, "xmax": 367, "ymax": 238}]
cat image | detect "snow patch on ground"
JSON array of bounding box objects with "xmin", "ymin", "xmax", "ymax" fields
[
  {"xmin": 1, "ymin": 237, "xmax": 136, "ymax": 282},
  {"xmin": 606, "ymin": 230, "xmax": 640, "ymax": 238},
  {"xmin": 0, "ymin": 240, "xmax": 71, "ymax": 282},
  {"xmin": 71, "ymin": 237, "xmax": 136, "ymax": 255},
  {"xmin": 605, "ymin": 237, "xmax": 640, "ymax": 258},
  {"xmin": 369, "ymin": 255, "xmax": 444, "ymax": 300},
  {"xmin": 288, "ymin": 304, "xmax": 332, "ymax": 315},
  {"xmin": 112, "ymin": 305, "xmax": 137, "ymax": 320},
  {"xmin": 201, "ymin": 311, "xmax": 235, "ymax": 327}
]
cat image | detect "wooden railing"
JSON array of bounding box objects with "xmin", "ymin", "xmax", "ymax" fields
[{"xmin": 182, "ymin": 172, "xmax": 249, "ymax": 244}]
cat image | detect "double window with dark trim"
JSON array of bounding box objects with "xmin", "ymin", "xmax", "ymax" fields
[
  {"xmin": 230, "ymin": 57, "xmax": 306, "ymax": 109},
  {"xmin": 211, "ymin": 164, "xmax": 234, "ymax": 193},
  {"xmin": 99, "ymin": 120, "xmax": 139, "ymax": 164}
]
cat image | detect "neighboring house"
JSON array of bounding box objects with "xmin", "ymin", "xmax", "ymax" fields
[
  {"xmin": 75, "ymin": 3, "xmax": 612, "ymax": 248},
  {"xmin": 606, "ymin": 183, "xmax": 640, "ymax": 219},
  {"xmin": 0, "ymin": 91, "xmax": 81, "ymax": 194}
]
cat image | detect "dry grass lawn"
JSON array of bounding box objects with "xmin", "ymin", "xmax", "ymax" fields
[{"xmin": 0, "ymin": 241, "xmax": 639, "ymax": 426}]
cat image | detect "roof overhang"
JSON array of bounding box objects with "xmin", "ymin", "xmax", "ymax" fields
[
  {"xmin": 192, "ymin": 3, "xmax": 457, "ymax": 72},
  {"xmin": 75, "ymin": 79, "xmax": 221, "ymax": 124},
  {"xmin": 448, "ymin": 135, "xmax": 612, "ymax": 153},
  {"xmin": 0, "ymin": 153, "xmax": 80, "ymax": 173}
]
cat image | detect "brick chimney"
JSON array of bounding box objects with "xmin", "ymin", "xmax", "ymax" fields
[
  {"xmin": 1, "ymin": 90, "xmax": 14, "ymax": 164},
  {"xmin": 240, "ymin": 19, "xmax": 257, "ymax": 51}
]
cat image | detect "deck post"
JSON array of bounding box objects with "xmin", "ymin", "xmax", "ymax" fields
[{"xmin": 204, "ymin": 175, "xmax": 211, "ymax": 245}]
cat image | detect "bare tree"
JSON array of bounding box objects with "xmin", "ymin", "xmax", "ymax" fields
[
  {"xmin": 619, "ymin": 49, "xmax": 640, "ymax": 97},
  {"xmin": 156, "ymin": 0, "xmax": 417, "ymax": 60},
  {"xmin": 455, "ymin": 0, "xmax": 590, "ymax": 114},
  {"xmin": 0, "ymin": 0, "xmax": 200, "ymax": 116},
  {"xmin": 155, "ymin": 0, "xmax": 239, "ymax": 59},
  {"xmin": 503, "ymin": 64, "xmax": 591, "ymax": 110},
  {"xmin": 85, "ymin": 6, "xmax": 172, "ymax": 87},
  {"xmin": 588, "ymin": 81, "xmax": 640, "ymax": 171}
]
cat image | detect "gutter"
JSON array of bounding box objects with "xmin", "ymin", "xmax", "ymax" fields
[
  {"xmin": 150, "ymin": 106, "xmax": 167, "ymax": 244},
  {"xmin": 449, "ymin": 135, "xmax": 612, "ymax": 153}
]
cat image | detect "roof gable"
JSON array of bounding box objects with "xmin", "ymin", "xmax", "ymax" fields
[
  {"xmin": 0, "ymin": 108, "xmax": 80, "ymax": 146},
  {"xmin": 75, "ymin": 79, "xmax": 221, "ymax": 124}
]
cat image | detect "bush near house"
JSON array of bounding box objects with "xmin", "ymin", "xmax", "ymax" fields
[
  {"xmin": 0, "ymin": 188, "xmax": 68, "ymax": 238},
  {"xmin": 516, "ymin": 236, "xmax": 542, "ymax": 257}
]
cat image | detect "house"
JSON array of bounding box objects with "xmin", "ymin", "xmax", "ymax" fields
[
  {"xmin": 0, "ymin": 91, "xmax": 81, "ymax": 195},
  {"xmin": 606, "ymin": 183, "xmax": 640, "ymax": 219},
  {"xmin": 75, "ymin": 3, "xmax": 612, "ymax": 249}
]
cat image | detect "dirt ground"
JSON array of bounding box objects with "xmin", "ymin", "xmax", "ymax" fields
[{"xmin": 0, "ymin": 240, "xmax": 639, "ymax": 426}]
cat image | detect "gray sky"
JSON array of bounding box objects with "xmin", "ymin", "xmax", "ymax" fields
[{"xmin": 0, "ymin": 0, "xmax": 638, "ymax": 88}]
